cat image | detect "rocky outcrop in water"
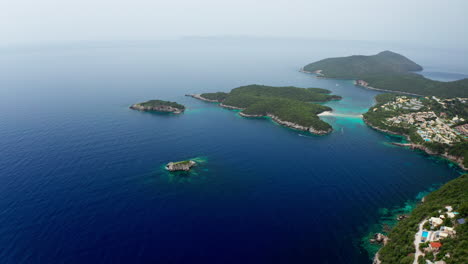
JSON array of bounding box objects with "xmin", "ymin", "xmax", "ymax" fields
[
  {"xmin": 165, "ymin": 160, "xmax": 196, "ymax": 172},
  {"xmin": 397, "ymin": 215, "xmax": 408, "ymax": 221},
  {"xmin": 370, "ymin": 233, "xmax": 388, "ymax": 245}
]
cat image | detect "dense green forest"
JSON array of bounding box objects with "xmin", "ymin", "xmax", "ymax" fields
[
  {"xmin": 242, "ymin": 98, "xmax": 332, "ymax": 131},
  {"xmin": 378, "ymin": 174, "xmax": 468, "ymax": 264},
  {"xmin": 304, "ymin": 51, "xmax": 423, "ymax": 78},
  {"xmin": 135, "ymin": 100, "xmax": 185, "ymax": 109},
  {"xmin": 303, "ymin": 51, "xmax": 468, "ymax": 98},
  {"xmin": 197, "ymin": 85, "xmax": 339, "ymax": 133},
  {"xmin": 363, "ymin": 73, "xmax": 468, "ymax": 98}
]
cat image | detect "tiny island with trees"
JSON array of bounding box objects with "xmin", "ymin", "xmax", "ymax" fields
[
  {"xmin": 130, "ymin": 99, "xmax": 185, "ymax": 114},
  {"xmin": 188, "ymin": 84, "xmax": 341, "ymax": 135}
]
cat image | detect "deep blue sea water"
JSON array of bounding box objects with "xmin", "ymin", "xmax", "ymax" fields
[{"xmin": 0, "ymin": 38, "xmax": 465, "ymax": 263}]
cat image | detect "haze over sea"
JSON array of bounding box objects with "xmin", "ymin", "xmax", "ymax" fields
[{"xmin": 1, "ymin": 38, "xmax": 466, "ymax": 263}]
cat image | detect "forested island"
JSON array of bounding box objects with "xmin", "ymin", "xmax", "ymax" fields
[
  {"xmin": 374, "ymin": 174, "xmax": 468, "ymax": 264},
  {"xmin": 302, "ymin": 51, "xmax": 468, "ymax": 98},
  {"xmin": 130, "ymin": 100, "xmax": 185, "ymax": 114},
  {"xmin": 363, "ymin": 94, "xmax": 467, "ymax": 170},
  {"xmin": 188, "ymin": 84, "xmax": 341, "ymax": 135}
]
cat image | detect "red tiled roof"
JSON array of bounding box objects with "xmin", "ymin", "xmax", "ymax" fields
[{"xmin": 430, "ymin": 242, "xmax": 442, "ymax": 248}]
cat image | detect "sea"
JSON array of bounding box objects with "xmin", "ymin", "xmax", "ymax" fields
[{"xmin": 0, "ymin": 37, "xmax": 466, "ymax": 263}]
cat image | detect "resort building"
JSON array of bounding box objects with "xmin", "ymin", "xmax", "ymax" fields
[{"xmin": 429, "ymin": 217, "xmax": 444, "ymax": 227}]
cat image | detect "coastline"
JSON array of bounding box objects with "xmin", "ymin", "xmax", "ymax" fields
[
  {"xmin": 239, "ymin": 112, "xmax": 332, "ymax": 135},
  {"xmin": 186, "ymin": 94, "xmax": 221, "ymax": 103},
  {"xmin": 299, "ymin": 69, "xmax": 423, "ymax": 96},
  {"xmin": 363, "ymin": 117, "xmax": 467, "ymax": 171},
  {"xmin": 188, "ymin": 94, "xmax": 332, "ymax": 135}
]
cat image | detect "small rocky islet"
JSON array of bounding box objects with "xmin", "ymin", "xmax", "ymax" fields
[
  {"xmin": 165, "ymin": 160, "xmax": 196, "ymax": 172},
  {"xmin": 130, "ymin": 99, "xmax": 185, "ymax": 114}
]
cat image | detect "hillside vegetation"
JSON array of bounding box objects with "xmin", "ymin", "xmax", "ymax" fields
[
  {"xmin": 304, "ymin": 51, "xmax": 422, "ymax": 78},
  {"xmin": 378, "ymin": 174, "xmax": 468, "ymax": 264},
  {"xmin": 136, "ymin": 100, "xmax": 185, "ymax": 110},
  {"xmin": 198, "ymin": 85, "xmax": 340, "ymax": 133},
  {"xmin": 303, "ymin": 51, "xmax": 468, "ymax": 98}
]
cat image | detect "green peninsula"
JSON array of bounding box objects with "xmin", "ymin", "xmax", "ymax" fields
[
  {"xmin": 303, "ymin": 51, "xmax": 468, "ymax": 98},
  {"xmin": 130, "ymin": 100, "xmax": 185, "ymax": 114},
  {"xmin": 188, "ymin": 84, "xmax": 341, "ymax": 135}
]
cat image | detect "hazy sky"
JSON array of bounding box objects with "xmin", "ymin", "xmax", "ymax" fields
[{"xmin": 2, "ymin": 0, "xmax": 467, "ymax": 47}]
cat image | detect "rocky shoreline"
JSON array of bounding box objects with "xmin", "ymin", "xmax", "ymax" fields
[
  {"xmin": 219, "ymin": 103, "xmax": 244, "ymax": 110},
  {"xmin": 299, "ymin": 69, "xmax": 422, "ymax": 96},
  {"xmin": 186, "ymin": 94, "xmax": 220, "ymax": 103},
  {"xmin": 239, "ymin": 112, "xmax": 332, "ymax": 135},
  {"xmin": 363, "ymin": 118, "xmax": 467, "ymax": 171},
  {"xmin": 189, "ymin": 94, "xmax": 332, "ymax": 135}
]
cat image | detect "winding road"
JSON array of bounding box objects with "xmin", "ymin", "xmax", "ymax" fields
[{"xmin": 413, "ymin": 219, "xmax": 427, "ymax": 264}]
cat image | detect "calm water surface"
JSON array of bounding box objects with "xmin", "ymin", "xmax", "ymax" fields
[{"xmin": 0, "ymin": 39, "xmax": 465, "ymax": 263}]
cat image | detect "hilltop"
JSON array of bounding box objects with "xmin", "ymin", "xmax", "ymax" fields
[
  {"xmin": 303, "ymin": 51, "xmax": 468, "ymax": 98},
  {"xmin": 303, "ymin": 51, "xmax": 423, "ymax": 78}
]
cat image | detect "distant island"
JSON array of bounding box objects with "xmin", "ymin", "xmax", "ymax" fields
[
  {"xmin": 363, "ymin": 94, "xmax": 467, "ymax": 170},
  {"xmin": 188, "ymin": 84, "xmax": 341, "ymax": 135},
  {"xmin": 302, "ymin": 51, "xmax": 468, "ymax": 98},
  {"xmin": 374, "ymin": 174, "xmax": 467, "ymax": 264},
  {"xmin": 166, "ymin": 160, "xmax": 196, "ymax": 172},
  {"xmin": 130, "ymin": 100, "xmax": 185, "ymax": 114}
]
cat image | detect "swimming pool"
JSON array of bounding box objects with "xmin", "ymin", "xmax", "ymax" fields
[{"xmin": 422, "ymin": 231, "xmax": 429, "ymax": 238}]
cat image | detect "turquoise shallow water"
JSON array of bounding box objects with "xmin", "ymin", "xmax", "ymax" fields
[{"xmin": 0, "ymin": 39, "xmax": 465, "ymax": 263}]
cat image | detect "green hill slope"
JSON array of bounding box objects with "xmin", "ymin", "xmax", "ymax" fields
[
  {"xmin": 303, "ymin": 51, "xmax": 468, "ymax": 98},
  {"xmin": 303, "ymin": 51, "xmax": 422, "ymax": 79},
  {"xmin": 196, "ymin": 84, "xmax": 340, "ymax": 134}
]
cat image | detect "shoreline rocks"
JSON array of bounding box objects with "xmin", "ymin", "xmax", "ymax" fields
[
  {"xmin": 397, "ymin": 215, "xmax": 408, "ymax": 221},
  {"xmin": 165, "ymin": 160, "xmax": 196, "ymax": 172},
  {"xmin": 220, "ymin": 103, "xmax": 244, "ymax": 110},
  {"xmin": 239, "ymin": 112, "xmax": 332, "ymax": 135},
  {"xmin": 363, "ymin": 118, "xmax": 467, "ymax": 171},
  {"xmin": 189, "ymin": 92, "xmax": 333, "ymax": 135},
  {"xmin": 186, "ymin": 94, "xmax": 220, "ymax": 103},
  {"xmin": 370, "ymin": 233, "xmax": 389, "ymax": 245}
]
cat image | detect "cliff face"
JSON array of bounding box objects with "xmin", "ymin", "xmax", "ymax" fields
[
  {"xmin": 166, "ymin": 161, "xmax": 196, "ymax": 172},
  {"xmin": 130, "ymin": 104, "xmax": 184, "ymax": 114}
]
